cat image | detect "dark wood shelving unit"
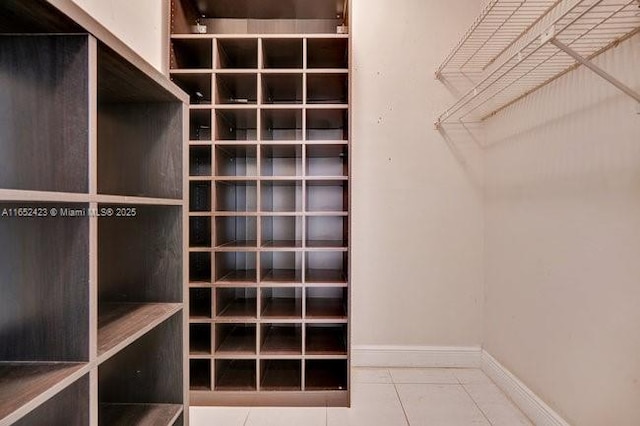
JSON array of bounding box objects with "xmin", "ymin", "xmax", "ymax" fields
[
  {"xmin": 173, "ymin": 0, "xmax": 350, "ymax": 407},
  {"xmin": 1, "ymin": 0, "xmax": 187, "ymax": 423}
]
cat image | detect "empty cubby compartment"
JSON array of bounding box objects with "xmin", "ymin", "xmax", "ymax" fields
[
  {"xmin": 261, "ymin": 287, "xmax": 303, "ymax": 318},
  {"xmin": 215, "ymin": 216, "xmax": 257, "ymax": 247},
  {"xmin": 305, "ymin": 360, "xmax": 347, "ymax": 390},
  {"xmin": 190, "ymin": 145, "xmax": 212, "ymax": 177},
  {"xmin": 261, "ymin": 216, "xmax": 303, "ymax": 248},
  {"xmin": 261, "ymin": 181, "xmax": 303, "ymax": 212},
  {"xmin": 215, "ymin": 180, "xmax": 258, "ymax": 212},
  {"xmin": 261, "ymin": 109, "xmax": 303, "ymax": 141},
  {"xmin": 306, "ymin": 287, "xmax": 348, "ymax": 318},
  {"xmin": 262, "ymin": 39, "xmax": 303, "ymax": 69},
  {"xmin": 260, "ymin": 360, "xmax": 301, "ymax": 391},
  {"xmin": 171, "ymin": 73, "xmax": 212, "ymax": 104},
  {"xmin": 189, "ymin": 181, "xmax": 212, "ymax": 212},
  {"xmin": 216, "ymin": 39, "xmax": 258, "ymax": 69},
  {"xmin": 216, "ymin": 287, "xmax": 258, "ymax": 318},
  {"xmin": 190, "ymin": 359, "xmax": 211, "ymax": 391},
  {"xmin": 261, "ymin": 74, "xmax": 303, "ymax": 104},
  {"xmin": 215, "ymin": 145, "xmax": 257, "ymax": 176},
  {"xmin": 307, "ymin": 73, "xmax": 348, "ymax": 104},
  {"xmin": 215, "ymin": 323, "xmax": 256, "ymax": 354},
  {"xmin": 215, "ymin": 109, "xmax": 257, "ymax": 141},
  {"xmin": 306, "ymin": 251, "xmax": 348, "ymax": 283},
  {"xmin": 306, "ymin": 144, "xmax": 348, "ymax": 176},
  {"xmin": 190, "ymin": 323, "xmax": 212, "ymax": 355},
  {"xmin": 190, "ymin": 216, "xmax": 212, "ymax": 248},
  {"xmin": 306, "ymin": 180, "xmax": 347, "ymax": 212},
  {"xmin": 189, "ymin": 109, "xmax": 212, "ymax": 141},
  {"xmin": 215, "ymin": 252, "xmax": 257, "ymax": 283},
  {"xmin": 190, "ymin": 288, "xmax": 212, "ymax": 319},
  {"xmin": 260, "ymin": 323, "xmax": 302, "ymax": 355},
  {"xmin": 189, "ymin": 252, "xmax": 212, "ymax": 283},
  {"xmin": 261, "ymin": 145, "xmax": 302, "ymax": 176},
  {"xmin": 215, "ymin": 73, "xmax": 257, "ymax": 104},
  {"xmin": 215, "ymin": 359, "xmax": 256, "ymax": 391},
  {"xmin": 306, "ymin": 324, "xmax": 348, "ymax": 355},
  {"xmin": 306, "ymin": 216, "xmax": 348, "ymax": 248},
  {"xmin": 306, "ymin": 109, "xmax": 348, "ymax": 140},
  {"xmin": 307, "ymin": 38, "xmax": 348, "ymax": 69},
  {"xmin": 171, "ymin": 39, "xmax": 213, "ymax": 69},
  {"xmin": 260, "ymin": 252, "xmax": 303, "ymax": 283}
]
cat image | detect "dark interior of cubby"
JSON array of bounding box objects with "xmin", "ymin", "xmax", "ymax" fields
[
  {"xmin": 306, "ymin": 109, "xmax": 348, "ymax": 140},
  {"xmin": 190, "ymin": 109, "xmax": 212, "ymax": 141},
  {"xmin": 0, "ymin": 203, "xmax": 89, "ymax": 362},
  {"xmin": 215, "ymin": 216, "xmax": 257, "ymax": 247},
  {"xmin": 190, "ymin": 323, "xmax": 212, "ymax": 355},
  {"xmin": 261, "ymin": 360, "xmax": 301, "ymax": 391},
  {"xmin": 215, "ymin": 73, "xmax": 257, "ymax": 104},
  {"xmin": 98, "ymin": 205, "xmax": 182, "ymax": 304},
  {"xmin": 306, "ymin": 144, "xmax": 348, "ymax": 176},
  {"xmin": 190, "ymin": 216, "xmax": 212, "ymax": 247},
  {"xmin": 262, "ymin": 74, "xmax": 303, "ymax": 104},
  {"xmin": 216, "ymin": 145, "xmax": 257, "ymax": 176},
  {"xmin": 306, "ymin": 252, "xmax": 348, "ymax": 283},
  {"xmin": 307, "ymin": 216, "xmax": 348, "ymax": 248},
  {"xmin": 215, "ymin": 324, "xmax": 256, "ymax": 354},
  {"xmin": 307, "ymin": 73, "xmax": 348, "ymax": 104},
  {"xmin": 261, "ymin": 216, "xmax": 303, "ymax": 248},
  {"xmin": 171, "ymin": 72, "xmax": 212, "ymax": 104},
  {"xmin": 307, "ymin": 38, "xmax": 348, "ymax": 69},
  {"xmin": 190, "ymin": 145, "xmax": 212, "ymax": 176},
  {"xmin": 215, "ymin": 359, "xmax": 256, "ymax": 391},
  {"xmin": 190, "ymin": 359, "xmax": 211, "ymax": 391},
  {"xmin": 261, "ymin": 181, "xmax": 303, "ymax": 212},
  {"xmin": 306, "ymin": 287, "xmax": 348, "ymax": 319},
  {"xmin": 13, "ymin": 375, "xmax": 90, "ymax": 426},
  {"xmin": 262, "ymin": 39, "xmax": 303, "ymax": 69},
  {"xmin": 261, "ymin": 287, "xmax": 302, "ymax": 318},
  {"xmin": 190, "ymin": 181, "xmax": 212, "ymax": 212},
  {"xmin": 261, "ymin": 109, "xmax": 303, "ymax": 141},
  {"xmin": 215, "ymin": 109, "xmax": 257, "ymax": 140},
  {"xmin": 261, "ymin": 324, "xmax": 302, "ymax": 355},
  {"xmin": 190, "ymin": 288, "xmax": 212, "ymax": 319},
  {"xmin": 0, "ymin": 35, "xmax": 88, "ymax": 194},
  {"xmin": 216, "ymin": 287, "xmax": 257, "ymax": 317},
  {"xmin": 261, "ymin": 145, "xmax": 302, "ymax": 176},
  {"xmin": 189, "ymin": 252, "xmax": 212, "ymax": 283},
  {"xmin": 171, "ymin": 39, "xmax": 212, "ymax": 69},
  {"xmin": 306, "ymin": 180, "xmax": 348, "ymax": 212},
  {"xmin": 305, "ymin": 360, "xmax": 347, "ymax": 390},
  {"xmin": 98, "ymin": 45, "xmax": 183, "ymax": 200},
  {"xmin": 261, "ymin": 252, "xmax": 303, "ymax": 283},
  {"xmin": 306, "ymin": 324, "xmax": 347, "ymax": 355},
  {"xmin": 217, "ymin": 39, "xmax": 258, "ymax": 69},
  {"xmin": 215, "ymin": 180, "xmax": 258, "ymax": 212},
  {"xmin": 215, "ymin": 251, "xmax": 258, "ymax": 283},
  {"xmin": 99, "ymin": 314, "xmax": 183, "ymax": 405}
]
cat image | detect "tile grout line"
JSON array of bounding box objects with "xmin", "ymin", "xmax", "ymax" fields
[
  {"xmin": 391, "ymin": 370, "xmax": 412, "ymax": 426},
  {"xmin": 242, "ymin": 409, "xmax": 251, "ymax": 426},
  {"xmin": 460, "ymin": 382, "xmax": 494, "ymax": 426}
]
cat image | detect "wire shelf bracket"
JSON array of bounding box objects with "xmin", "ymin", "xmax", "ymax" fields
[{"xmin": 434, "ymin": 0, "xmax": 640, "ymax": 129}]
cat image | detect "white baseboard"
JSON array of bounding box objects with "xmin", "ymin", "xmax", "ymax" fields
[
  {"xmin": 352, "ymin": 345, "xmax": 482, "ymax": 368},
  {"xmin": 481, "ymin": 351, "xmax": 570, "ymax": 426}
]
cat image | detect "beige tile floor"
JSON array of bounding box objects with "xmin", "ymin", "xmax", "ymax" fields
[{"xmin": 190, "ymin": 368, "xmax": 533, "ymax": 426}]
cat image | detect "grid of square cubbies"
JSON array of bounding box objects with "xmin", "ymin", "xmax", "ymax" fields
[{"xmin": 173, "ymin": 35, "xmax": 349, "ymax": 400}]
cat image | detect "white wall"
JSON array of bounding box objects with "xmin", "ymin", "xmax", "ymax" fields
[
  {"xmin": 72, "ymin": 0, "xmax": 166, "ymax": 71},
  {"xmin": 351, "ymin": 0, "xmax": 485, "ymax": 347},
  {"xmin": 484, "ymin": 34, "xmax": 640, "ymax": 426}
]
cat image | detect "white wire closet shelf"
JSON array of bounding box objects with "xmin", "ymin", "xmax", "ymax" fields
[{"xmin": 435, "ymin": 0, "xmax": 640, "ymax": 126}]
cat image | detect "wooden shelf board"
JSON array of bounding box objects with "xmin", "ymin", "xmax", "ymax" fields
[
  {"xmin": 0, "ymin": 362, "xmax": 86, "ymax": 423},
  {"xmin": 261, "ymin": 326, "xmax": 302, "ymax": 355},
  {"xmin": 306, "ymin": 240, "xmax": 347, "ymax": 249},
  {"xmin": 171, "ymin": 34, "xmax": 349, "ymax": 40},
  {"xmin": 215, "ymin": 240, "xmax": 258, "ymax": 248},
  {"xmin": 305, "ymin": 269, "xmax": 347, "ymax": 283},
  {"xmin": 261, "ymin": 299, "xmax": 302, "ymax": 319},
  {"xmin": 306, "ymin": 328, "xmax": 347, "ymax": 355},
  {"xmin": 99, "ymin": 403, "xmax": 183, "ymax": 426},
  {"xmin": 262, "ymin": 240, "xmax": 303, "ymax": 249},
  {"xmin": 215, "ymin": 361, "xmax": 256, "ymax": 391},
  {"xmin": 97, "ymin": 303, "xmax": 182, "ymax": 361},
  {"xmin": 218, "ymin": 300, "xmax": 257, "ymax": 318},
  {"xmin": 190, "ymin": 389, "xmax": 349, "ymax": 407},
  {"xmin": 216, "ymin": 271, "xmax": 258, "ymax": 284},
  {"xmin": 261, "ymin": 269, "xmax": 303, "ymax": 283},
  {"xmin": 216, "ymin": 327, "xmax": 257, "ymax": 355},
  {"xmin": 306, "ymin": 298, "xmax": 347, "ymax": 318}
]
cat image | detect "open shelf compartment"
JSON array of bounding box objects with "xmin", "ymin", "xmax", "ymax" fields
[
  {"xmin": 261, "ymin": 360, "xmax": 301, "ymax": 391},
  {"xmin": 262, "ymin": 74, "xmax": 303, "ymax": 104},
  {"xmin": 306, "ymin": 287, "xmax": 348, "ymax": 318},
  {"xmin": 215, "ymin": 252, "xmax": 258, "ymax": 283},
  {"xmin": 305, "ymin": 360, "xmax": 347, "ymax": 390},
  {"xmin": 215, "ymin": 73, "xmax": 257, "ymax": 105},
  {"xmin": 190, "ymin": 145, "xmax": 213, "ymax": 177},
  {"xmin": 190, "ymin": 180, "xmax": 212, "ymax": 212},
  {"xmin": 190, "ymin": 323, "xmax": 212, "ymax": 355},
  {"xmin": 307, "ymin": 73, "xmax": 348, "ymax": 104},
  {"xmin": 306, "ymin": 109, "xmax": 348, "ymax": 141},
  {"xmin": 307, "ymin": 216, "xmax": 348, "ymax": 248},
  {"xmin": 190, "ymin": 359, "xmax": 211, "ymax": 391},
  {"xmin": 215, "ymin": 216, "xmax": 258, "ymax": 248},
  {"xmin": 215, "ymin": 360, "xmax": 256, "ymax": 391},
  {"xmin": 307, "ymin": 38, "xmax": 348, "ymax": 69},
  {"xmin": 306, "ymin": 324, "xmax": 347, "ymax": 355},
  {"xmin": 306, "ymin": 144, "xmax": 348, "ymax": 177},
  {"xmin": 171, "ymin": 38, "xmax": 213, "ymax": 69},
  {"xmin": 260, "ymin": 252, "xmax": 303, "ymax": 283},
  {"xmin": 260, "ymin": 324, "xmax": 302, "ymax": 355},
  {"xmin": 306, "ymin": 252, "xmax": 348, "ymax": 284},
  {"xmin": 261, "ymin": 216, "xmax": 303, "ymax": 248},
  {"xmin": 215, "ymin": 145, "xmax": 257, "ymax": 176},
  {"xmin": 215, "ymin": 180, "xmax": 257, "ymax": 212},
  {"xmin": 190, "ymin": 288, "xmax": 213, "ymax": 319},
  {"xmin": 215, "ymin": 109, "xmax": 258, "ymax": 141},
  {"xmin": 261, "ymin": 109, "xmax": 303, "ymax": 141},
  {"xmin": 172, "ymin": 73, "xmax": 212, "ymax": 104},
  {"xmin": 261, "ymin": 145, "xmax": 303, "ymax": 177},
  {"xmin": 306, "ymin": 180, "xmax": 348, "ymax": 212},
  {"xmin": 190, "ymin": 109, "xmax": 212, "ymax": 141},
  {"xmin": 216, "ymin": 287, "xmax": 258, "ymax": 318},
  {"xmin": 261, "ymin": 287, "xmax": 303, "ymax": 318},
  {"xmin": 262, "ymin": 39, "xmax": 303, "ymax": 69},
  {"xmin": 190, "ymin": 216, "xmax": 212, "ymax": 248},
  {"xmin": 216, "ymin": 39, "xmax": 258, "ymax": 69},
  {"xmin": 215, "ymin": 323, "xmax": 257, "ymax": 355},
  {"xmin": 261, "ymin": 180, "xmax": 303, "ymax": 212},
  {"xmin": 190, "ymin": 252, "xmax": 212, "ymax": 283}
]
